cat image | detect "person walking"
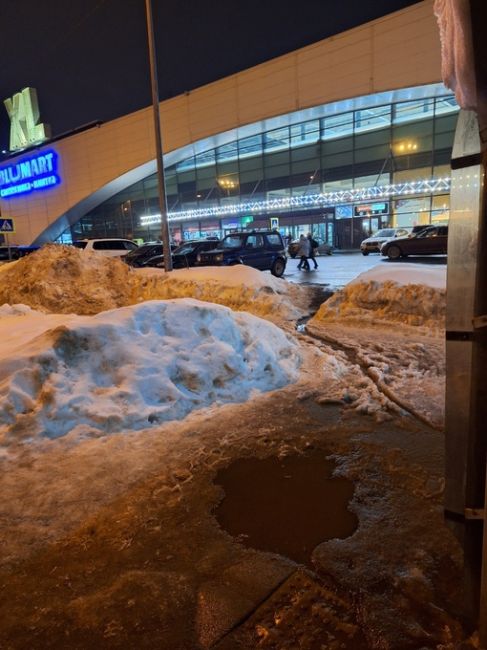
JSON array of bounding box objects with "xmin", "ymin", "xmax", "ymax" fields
[
  {"xmin": 307, "ymin": 233, "xmax": 319, "ymax": 269},
  {"xmin": 296, "ymin": 234, "xmax": 311, "ymax": 271}
]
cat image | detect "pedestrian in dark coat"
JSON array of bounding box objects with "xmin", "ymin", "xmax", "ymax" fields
[{"xmin": 307, "ymin": 233, "xmax": 319, "ymax": 269}]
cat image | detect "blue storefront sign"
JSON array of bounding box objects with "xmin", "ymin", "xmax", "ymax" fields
[{"xmin": 0, "ymin": 150, "xmax": 61, "ymax": 198}]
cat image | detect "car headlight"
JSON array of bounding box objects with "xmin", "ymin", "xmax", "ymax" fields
[
  {"xmin": 214, "ymin": 253, "xmax": 223, "ymax": 262},
  {"xmin": 196, "ymin": 253, "xmax": 202, "ymax": 262}
]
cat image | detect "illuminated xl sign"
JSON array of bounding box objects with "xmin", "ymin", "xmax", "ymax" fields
[
  {"xmin": 4, "ymin": 87, "xmax": 51, "ymax": 152},
  {"xmin": 0, "ymin": 150, "xmax": 60, "ymax": 198}
]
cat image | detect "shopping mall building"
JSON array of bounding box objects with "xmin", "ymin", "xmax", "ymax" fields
[{"xmin": 0, "ymin": 0, "xmax": 458, "ymax": 250}]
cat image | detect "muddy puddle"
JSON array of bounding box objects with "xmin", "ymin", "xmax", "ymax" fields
[{"xmin": 214, "ymin": 449, "xmax": 357, "ymax": 565}]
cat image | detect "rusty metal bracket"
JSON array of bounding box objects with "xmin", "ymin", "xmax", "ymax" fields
[
  {"xmin": 465, "ymin": 508, "xmax": 485, "ymax": 520},
  {"xmin": 473, "ymin": 314, "xmax": 487, "ymax": 329}
]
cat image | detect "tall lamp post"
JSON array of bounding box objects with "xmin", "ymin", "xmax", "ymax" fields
[{"xmin": 144, "ymin": 0, "xmax": 172, "ymax": 271}]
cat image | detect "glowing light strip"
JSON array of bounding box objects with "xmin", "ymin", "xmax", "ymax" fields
[{"xmin": 139, "ymin": 177, "xmax": 451, "ymax": 225}]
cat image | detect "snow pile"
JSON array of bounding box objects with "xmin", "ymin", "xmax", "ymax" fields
[
  {"xmin": 132, "ymin": 265, "xmax": 305, "ymax": 322},
  {"xmin": 0, "ymin": 245, "xmax": 305, "ymax": 321},
  {"xmin": 0, "ymin": 299, "xmax": 299, "ymax": 447},
  {"xmin": 0, "ymin": 244, "xmax": 137, "ymax": 314},
  {"xmin": 306, "ymin": 265, "xmax": 447, "ymax": 428},
  {"xmin": 311, "ymin": 264, "xmax": 446, "ymax": 331}
]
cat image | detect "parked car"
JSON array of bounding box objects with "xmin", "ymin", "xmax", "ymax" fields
[
  {"xmin": 73, "ymin": 238, "xmax": 138, "ymax": 258},
  {"xmin": 0, "ymin": 245, "xmax": 40, "ymax": 261},
  {"xmin": 288, "ymin": 237, "xmax": 333, "ymax": 258},
  {"xmin": 124, "ymin": 241, "xmax": 178, "ymax": 267},
  {"xmin": 380, "ymin": 224, "xmax": 448, "ymax": 259},
  {"xmin": 360, "ymin": 227, "xmax": 410, "ymax": 255},
  {"xmin": 196, "ymin": 230, "xmax": 287, "ymax": 277},
  {"xmin": 141, "ymin": 239, "xmax": 222, "ymax": 269},
  {"xmin": 408, "ymin": 224, "xmax": 431, "ymax": 237}
]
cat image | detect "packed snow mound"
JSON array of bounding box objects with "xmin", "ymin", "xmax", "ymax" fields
[
  {"xmin": 350, "ymin": 263, "xmax": 446, "ymax": 290},
  {"xmin": 133, "ymin": 266, "xmax": 304, "ymax": 321},
  {"xmin": 0, "ymin": 244, "xmax": 135, "ymax": 315},
  {"xmin": 0, "ymin": 299, "xmax": 300, "ymax": 446},
  {"xmin": 0, "ymin": 245, "xmax": 305, "ymax": 321},
  {"xmin": 312, "ymin": 279, "xmax": 446, "ymax": 331}
]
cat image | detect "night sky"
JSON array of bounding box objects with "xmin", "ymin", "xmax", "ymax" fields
[{"xmin": 0, "ymin": 0, "xmax": 420, "ymax": 151}]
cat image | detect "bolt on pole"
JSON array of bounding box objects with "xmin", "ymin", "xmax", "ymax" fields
[{"xmin": 145, "ymin": 0, "xmax": 172, "ymax": 272}]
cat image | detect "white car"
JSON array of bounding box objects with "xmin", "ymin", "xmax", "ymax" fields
[
  {"xmin": 72, "ymin": 238, "xmax": 139, "ymax": 258},
  {"xmin": 360, "ymin": 228, "xmax": 410, "ymax": 255}
]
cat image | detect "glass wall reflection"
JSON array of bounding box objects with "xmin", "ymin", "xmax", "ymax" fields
[{"xmin": 60, "ymin": 87, "xmax": 458, "ymax": 249}]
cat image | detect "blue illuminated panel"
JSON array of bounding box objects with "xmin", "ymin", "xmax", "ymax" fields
[{"xmin": 0, "ymin": 150, "xmax": 61, "ymax": 198}]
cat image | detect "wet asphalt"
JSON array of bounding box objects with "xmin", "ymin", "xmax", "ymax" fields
[{"xmin": 283, "ymin": 250, "xmax": 447, "ymax": 291}]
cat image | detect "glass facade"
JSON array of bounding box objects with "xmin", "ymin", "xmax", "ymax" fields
[{"xmin": 59, "ymin": 86, "xmax": 458, "ymax": 249}]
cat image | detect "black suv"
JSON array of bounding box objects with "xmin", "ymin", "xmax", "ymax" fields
[
  {"xmin": 142, "ymin": 239, "xmax": 221, "ymax": 269},
  {"xmin": 196, "ymin": 230, "xmax": 287, "ymax": 277}
]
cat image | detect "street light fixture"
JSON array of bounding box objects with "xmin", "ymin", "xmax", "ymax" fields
[{"xmin": 144, "ymin": 0, "xmax": 172, "ymax": 271}]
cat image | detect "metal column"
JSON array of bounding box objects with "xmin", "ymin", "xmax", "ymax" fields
[{"xmin": 445, "ymin": 108, "xmax": 487, "ymax": 633}]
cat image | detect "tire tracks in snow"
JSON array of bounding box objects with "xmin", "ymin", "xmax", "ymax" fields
[{"xmin": 301, "ymin": 323, "xmax": 443, "ymax": 431}]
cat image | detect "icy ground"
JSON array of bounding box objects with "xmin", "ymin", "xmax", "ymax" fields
[{"xmin": 0, "ymin": 247, "xmax": 473, "ymax": 648}]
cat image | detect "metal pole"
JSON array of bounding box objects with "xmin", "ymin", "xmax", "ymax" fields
[
  {"xmin": 443, "ymin": 0, "xmax": 487, "ymax": 636},
  {"xmin": 144, "ymin": 0, "xmax": 172, "ymax": 272}
]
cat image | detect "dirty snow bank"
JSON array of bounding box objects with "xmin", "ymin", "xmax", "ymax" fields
[
  {"xmin": 0, "ymin": 299, "xmax": 299, "ymax": 449},
  {"xmin": 0, "ymin": 245, "xmax": 135, "ymax": 314},
  {"xmin": 312, "ymin": 263, "xmax": 446, "ymax": 331},
  {"xmin": 306, "ymin": 264, "xmax": 446, "ymax": 428},
  {"xmin": 0, "ymin": 245, "xmax": 305, "ymax": 321},
  {"xmin": 133, "ymin": 265, "xmax": 305, "ymax": 322}
]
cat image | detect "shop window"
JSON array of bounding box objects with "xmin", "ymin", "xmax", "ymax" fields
[
  {"xmin": 322, "ymin": 177, "xmax": 353, "ymax": 193},
  {"xmin": 176, "ymin": 156, "xmax": 195, "ymax": 172},
  {"xmin": 393, "ymin": 196, "xmax": 431, "ymax": 226},
  {"xmin": 322, "ymin": 151, "xmax": 353, "ymax": 169},
  {"xmin": 239, "ymin": 169, "xmax": 262, "ymax": 185},
  {"xmin": 239, "ymin": 156, "xmax": 263, "ymax": 173},
  {"xmin": 354, "ymin": 173, "xmax": 390, "ymax": 188},
  {"xmin": 434, "ymin": 113, "xmax": 458, "ymax": 135},
  {"xmin": 354, "ymin": 144, "xmax": 390, "ymax": 164},
  {"xmin": 393, "ymin": 151, "xmax": 433, "ymax": 172},
  {"xmin": 264, "ymin": 176, "xmax": 290, "ymax": 191},
  {"xmin": 322, "ymin": 136, "xmax": 353, "ymax": 155},
  {"xmin": 354, "ymin": 128, "xmax": 390, "ymax": 149},
  {"xmin": 393, "ymin": 166, "xmax": 434, "ymax": 183},
  {"xmin": 264, "ymin": 151, "xmax": 290, "ymax": 168},
  {"xmin": 290, "ymin": 121, "xmax": 319, "ymax": 146},
  {"xmin": 433, "ymin": 163, "xmax": 450, "ymax": 178},
  {"xmin": 432, "ymin": 194, "xmax": 450, "ymax": 222},
  {"xmin": 354, "ymin": 106, "xmax": 391, "ymax": 132},
  {"xmin": 239, "ymin": 135, "xmax": 263, "ymax": 158},
  {"xmin": 264, "ymin": 127, "xmax": 290, "ymax": 151},
  {"xmin": 217, "ymin": 159, "xmax": 239, "ymax": 175},
  {"xmin": 291, "ymin": 183, "xmax": 320, "ymax": 196},
  {"xmin": 216, "ymin": 142, "xmax": 239, "ymax": 163},
  {"xmin": 291, "ymin": 159, "xmax": 320, "ymax": 176},
  {"xmin": 393, "ymin": 98, "xmax": 435, "ymax": 124},
  {"xmin": 194, "ymin": 149, "xmax": 215, "ymax": 168},
  {"xmin": 435, "ymin": 95, "xmax": 458, "ymax": 116},
  {"xmin": 290, "ymin": 142, "xmax": 320, "ymax": 162},
  {"xmin": 322, "ymin": 112, "xmax": 353, "ymax": 139}
]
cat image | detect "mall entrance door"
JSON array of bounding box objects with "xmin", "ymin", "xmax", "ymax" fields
[
  {"xmin": 334, "ymin": 217, "xmax": 381, "ymax": 249},
  {"xmin": 334, "ymin": 220, "xmax": 352, "ymax": 249}
]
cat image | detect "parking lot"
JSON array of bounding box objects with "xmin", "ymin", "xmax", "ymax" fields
[{"xmin": 284, "ymin": 250, "xmax": 448, "ymax": 291}]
